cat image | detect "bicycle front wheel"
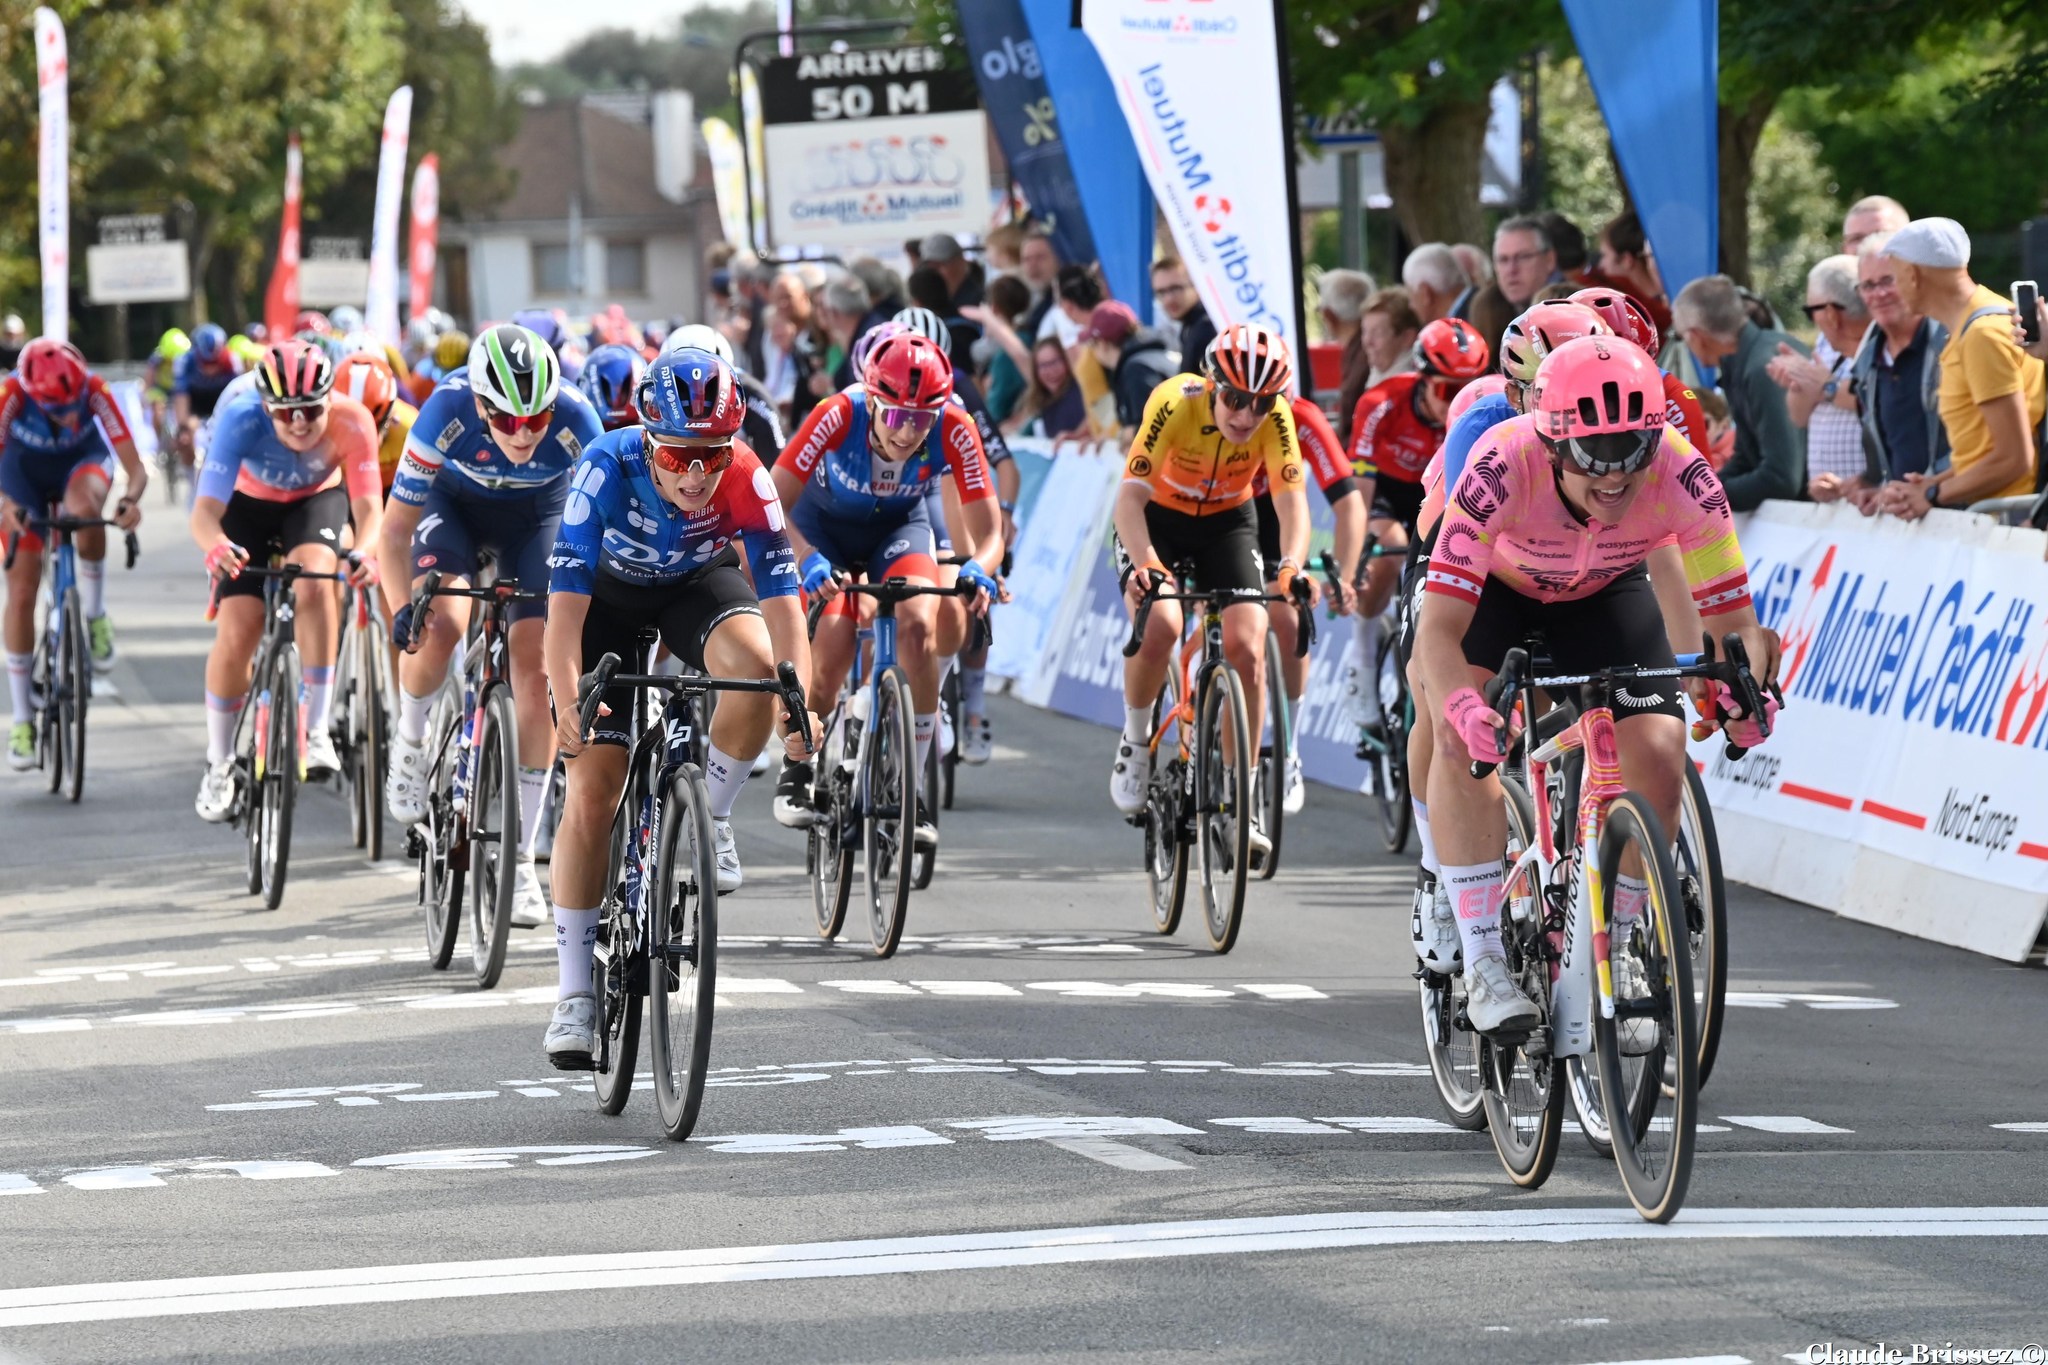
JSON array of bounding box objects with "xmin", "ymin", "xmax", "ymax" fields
[
  {"xmin": 1677, "ymin": 761, "xmax": 1728, "ymax": 1088},
  {"xmin": 60, "ymin": 587, "xmax": 88, "ymax": 804},
  {"xmin": 1478, "ymin": 775, "xmax": 1565, "ymax": 1185},
  {"xmin": 911, "ymin": 718, "xmax": 938, "ymax": 892},
  {"xmin": 1374, "ymin": 628, "xmax": 1411, "ymax": 853},
  {"xmin": 862, "ymin": 668, "xmax": 916, "ymax": 958},
  {"xmin": 468, "ymin": 685, "xmax": 520, "ymax": 989},
  {"xmin": 1143, "ymin": 673, "xmax": 1187, "ymax": 936},
  {"xmin": 940, "ymin": 663, "xmax": 961, "ymax": 811},
  {"xmin": 1194, "ymin": 664, "xmax": 1252, "ymax": 954},
  {"xmin": 420, "ymin": 699, "xmax": 464, "ymax": 970},
  {"xmin": 258, "ymin": 642, "xmax": 300, "ymax": 910},
  {"xmin": 1595, "ymin": 791, "xmax": 1698, "ymax": 1224},
  {"xmin": 1255, "ymin": 629, "xmax": 1285, "ymax": 880},
  {"xmin": 649, "ymin": 765, "xmax": 718, "ymax": 1141}
]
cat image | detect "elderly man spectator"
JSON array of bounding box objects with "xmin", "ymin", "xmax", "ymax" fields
[
  {"xmin": 1317, "ymin": 268, "xmax": 1374, "ymax": 435},
  {"xmin": 1876, "ymin": 218, "xmax": 2044, "ymax": 520},
  {"xmin": 1768, "ymin": 256, "xmax": 1870, "ymax": 502},
  {"xmin": 1588, "ymin": 209, "xmax": 1672, "ymax": 342},
  {"xmin": 1018, "ymin": 227, "xmax": 1064, "ymax": 339},
  {"xmin": 1150, "ymin": 255, "xmax": 1214, "ymax": 371},
  {"xmin": 1842, "ymin": 195, "xmax": 1910, "ymax": 257},
  {"xmin": 1361, "ymin": 288, "xmax": 1422, "ymax": 388},
  {"xmin": 921, "ymin": 232, "xmax": 984, "ymax": 309},
  {"xmin": 1469, "ymin": 216, "xmax": 1557, "ymax": 350},
  {"xmin": 819, "ymin": 272, "xmax": 873, "ymax": 391},
  {"xmin": 1400, "ymin": 243, "xmax": 1466, "ymax": 325},
  {"xmin": 1847, "ymin": 233, "xmax": 1945, "ymax": 511},
  {"xmin": 1673, "ymin": 273, "xmax": 1809, "ymax": 510}
]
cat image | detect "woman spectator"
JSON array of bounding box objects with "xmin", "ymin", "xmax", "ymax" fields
[
  {"xmin": 1360, "ymin": 288, "xmax": 1422, "ymax": 387},
  {"xmin": 964, "ymin": 274, "xmax": 1036, "ymax": 424},
  {"xmin": 1006, "ymin": 335, "xmax": 1088, "ymax": 441}
]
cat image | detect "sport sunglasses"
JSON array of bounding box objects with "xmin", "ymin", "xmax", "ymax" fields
[
  {"xmin": 1214, "ymin": 384, "xmax": 1277, "ymax": 415},
  {"xmin": 649, "ymin": 438, "xmax": 735, "ymax": 475},
  {"xmin": 873, "ymin": 402, "xmax": 939, "ymax": 433},
  {"xmin": 1544, "ymin": 428, "xmax": 1660, "ymax": 476},
  {"xmin": 263, "ymin": 396, "xmax": 329, "ymax": 423},
  {"xmin": 482, "ymin": 402, "xmax": 553, "ymax": 435}
]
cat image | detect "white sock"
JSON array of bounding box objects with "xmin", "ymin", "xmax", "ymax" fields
[
  {"xmin": 962, "ymin": 666, "xmax": 987, "ymax": 716},
  {"xmin": 5, "ymin": 652, "xmax": 30, "ymax": 725},
  {"xmin": 914, "ymin": 712, "xmax": 936, "ymax": 774},
  {"xmin": 1358, "ymin": 617, "xmax": 1382, "ymax": 723},
  {"xmin": 1288, "ymin": 693, "xmax": 1305, "ymax": 750},
  {"xmin": 1123, "ymin": 704, "xmax": 1151, "ymax": 744},
  {"xmin": 1414, "ymin": 799, "xmax": 1437, "ymax": 875},
  {"xmin": 78, "ymin": 557, "xmax": 105, "ymax": 618},
  {"xmin": 301, "ymin": 666, "xmax": 334, "ymax": 735},
  {"xmin": 397, "ymin": 688, "xmax": 436, "ymax": 744},
  {"xmin": 205, "ymin": 691, "xmax": 246, "ymax": 766},
  {"xmin": 1612, "ymin": 873, "xmax": 1649, "ymax": 929},
  {"xmin": 1443, "ymin": 861, "xmax": 1505, "ymax": 965},
  {"xmin": 517, "ymin": 766, "xmax": 548, "ymax": 856},
  {"xmin": 554, "ymin": 904, "xmax": 601, "ymax": 1000},
  {"xmin": 703, "ymin": 743, "xmax": 748, "ymax": 820}
]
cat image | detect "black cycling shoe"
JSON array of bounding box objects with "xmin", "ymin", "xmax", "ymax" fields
[
  {"xmin": 772, "ymin": 758, "xmax": 818, "ymax": 829},
  {"xmin": 914, "ymin": 796, "xmax": 938, "ymax": 851}
]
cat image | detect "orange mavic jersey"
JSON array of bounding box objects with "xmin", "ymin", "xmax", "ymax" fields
[
  {"xmin": 377, "ymin": 398, "xmax": 418, "ymax": 497},
  {"xmin": 1124, "ymin": 375, "xmax": 1304, "ymax": 515}
]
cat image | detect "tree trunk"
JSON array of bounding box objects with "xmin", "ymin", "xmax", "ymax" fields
[
  {"xmin": 187, "ymin": 211, "xmax": 217, "ymax": 324},
  {"xmin": 1717, "ymin": 91, "xmax": 1775, "ymax": 286},
  {"xmin": 1381, "ymin": 95, "xmax": 1493, "ymax": 248}
]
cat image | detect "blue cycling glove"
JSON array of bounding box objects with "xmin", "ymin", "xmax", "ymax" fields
[
  {"xmin": 957, "ymin": 560, "xmax": 998, "ymax": 600},
  {"xmin": 800, "ymin": 552, "xmax": 835, "ymax": 597},
  {"xmin": 390, "ymin": 603, "xmax": 415, "ymax": 651}
]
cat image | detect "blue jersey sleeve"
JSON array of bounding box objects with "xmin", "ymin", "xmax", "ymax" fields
[
  {"xmin": 732, "ymin": 458, "xmax": 799, "ymax": 599},
  {"xmin": 549, "ymin": 450, "xmax": 620, "ymax": 597},
  {"xmin": 393, "ymin": 381, "xmax": 475, "ymax": 506},
  {"xmin": 171, "ymin": 355, "xmax": 193, "ymax": 397},
  {"xmin": 196, "ymin": 402, "xmax": 261, "ymax": 503},
  {"xmin": 1440, "ymin": 394, "xmax": 1515, "ymax": 494}
]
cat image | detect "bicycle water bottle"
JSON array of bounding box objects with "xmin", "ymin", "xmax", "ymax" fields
[
  {"xmin": 841, "ymin": 687, "xmax": 870, "ymax": 773},
  {"xmin": 451, "ymin": 689, "xmax": 477, "ymax": 813}
]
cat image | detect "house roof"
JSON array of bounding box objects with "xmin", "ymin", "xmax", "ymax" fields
[{"xmin": 481, "ymin": 99, "xmax": 706, "ymax": 224}]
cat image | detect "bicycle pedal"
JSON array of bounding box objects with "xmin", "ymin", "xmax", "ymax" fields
[{"xmin": 547, "ymin": 1052, "xmax": 596, "ymax": 1073}]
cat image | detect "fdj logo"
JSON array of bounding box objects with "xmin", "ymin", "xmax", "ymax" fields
[{"xmin": 977, "ymin": 35, "xmax": 1040, "ymax": 82}]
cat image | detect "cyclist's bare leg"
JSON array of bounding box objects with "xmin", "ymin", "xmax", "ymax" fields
[
  {"xmin": 552, "ymin": 742, "xmax": 627, "ymax": 910},
  {"xmin": 933, "ymin": 563, "xmax": 968, "ymax": 658},
  {"xmin": 398, "ymin": 573, "xmax": 475, "ymax": 703},
  {"xmin": 810, "ymin": 611, "xmax": 855, "ymax": 713},
  {"xmin": 702, "ymin": 612, "xmax": 776, "ymax": 760},
  {"xmin": 1407, "ymin": 653, "xmax": 1434, "ymax": 812},
  {"xmin": 1267, "ymin": 593, "xmax": 1305, "ymax": 712},
  {"xmin": 1358, "ymin": 520, "xmax": 1407, "ymax": 617},
  {"xmin": 1220, "ymin": 599, "xmax": 1268, "ymax": 768},
  {"xmin": 288, "ymin": 543, "xmax": 341, "ymax": 673},
  {"xmin": 506, "ymin": 618, "xmax": 553, "ymax": 768},
  {"xmin": 62, "ymin": 470, "xmax": 111, "ymax": 568},
  {"xmin": 1613, "ymin": 710, "xmax": 1686, "ymax": 879},
  {"xmin": 1426, "ymin": 662, "xmax": 1510, "ymax": 867},
  {"xmin": 2, "ymin": 539, "xmax": 43, "ymax": 655},
  {"xmin": 204, "ymin": 597, "xmax": 266, "ymax": 700},
  {"xmin": 897, "ymin": 586, "xmax": 942, "ymax": 711},
  {"xmin": 1121, "ymin": 598, "xmax": 1186, "ymax": 713}
]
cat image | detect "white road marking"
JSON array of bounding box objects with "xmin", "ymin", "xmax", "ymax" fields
[
  {"xmin": 691, "ymin": 1127, "xmax": 952, "ymax": 1155},
  {"xmin": 1577, "ymin": 1356, "xmax": 1750, "ymax": 1365},
  {"xmin": 1233, "ymin": 984, "xmax": 1331, "ymax": 1000},
  {"xmin": 4, "ymin": 1207, "xmax": 2045, "ymax": 1327},
  {"xmin": 1993, "ymin": 1122, "xmax": 2048, "ymax": 1133},
  {"xmin": 1720, "ymin": 1116, "xmax": 1854, "ymax": 1135},
  {"xmin": 1043, "ymin": 1138, "xmax": 1191, "ymax": 1170},
  {"xmin": 352, "ymin": 1146, "xmax": 658, "ymax": 1172},
  {"xmin": 946, "ymin": 1116, "xmax": 1203, "ymax": 1143},
  {"xmin": 0, "ymin": 1175, "xmax": 44, "ymax": 1196},
  {"xmin": 1725, "ymin": 992, "xmax": 1896, "ymax": 1010},
  {"xmin": 63, "ymin": 1167, "xmax": 167, "ymax": 1191},
  {"xmin": 187, "ymin": 1162, "xmax": 335, "ymax": 1181}
]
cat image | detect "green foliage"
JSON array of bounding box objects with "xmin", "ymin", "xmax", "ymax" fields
[
  {"xmin": 1536, "ymin": 56, "xmax": 1624, "ymax": 239},
  {"xmin": 1744, "ymin": 117, "xmax": 1840, "ymax": 323},
  {"xmin": 1289, "ymin": 0, "xmax": 1564, "ymax": 127}
]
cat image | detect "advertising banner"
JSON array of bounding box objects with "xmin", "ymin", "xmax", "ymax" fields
[
  {"xmin": 264, "ymin": 134, "xmax": 304, "ymax": 338},
  {"xmin": 738, "ymin": 65, "xmax": 771, "ymax": 253},
  {"xmin": 702, "ymin": 118, "xmax": 751, "ymax": 249},
  {"xmin": 956, "ymin": 0, "xmax": 1098, "ymax": 271},
  {"xmin": 1696, "ymin": 502, "xmax": 2048, "ymax": 959},
  {"xmin": 407, "ymin": 154, "xmax": 439, "ymax": 321},
  {"xmin": 1081, "ymin": 0, "xmax": 1302, "ymax": 359},
  {"xmin": 988, "ymin": 446, "xmax": 1123, "ymax": 706},
  {"xmin": 35, "ymin": 7, "xmax": 68, "ymax": 341},
  {"xmin": 364, "ymin": 86, "xmax": 414, "ymax": 345},
  {"xmin": 86, "ymin": 243, "xmax": 189, "ymax": 305},
  {"xmin": 758, "ymin": 45, "xmax": 993, "ymax": 251}
]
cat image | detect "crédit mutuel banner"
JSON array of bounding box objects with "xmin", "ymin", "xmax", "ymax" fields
[{"xmin": 1082, "ymin": 0, "xmax": 1301, "ymax": 366}]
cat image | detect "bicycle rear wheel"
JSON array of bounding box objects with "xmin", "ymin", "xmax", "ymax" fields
[
  {"xmin": 1595, "ymin": 792, "xmax": 1697, "ymax": 1224},
  {"xmin": 1374, "ymin": 629, "xmax": 1411, "ymax": 853},
  {"xmin": 862, "ymin": 668, "xmax": 916, "ymax": 958},
  {"xmin": 1142, "ymin": 674, "xmax": 1187, "ymax": 936},
  {"xmin": 1255, "ymin": 630, "xmax": 1285, "ymax": 881},
  {"xmin": 1677, "ymin": 761, "xmax": 1728, "ymax": 1088},
  {"xmin": 1478, "ymin": 777, "xmax": 1565, "ymax": 1185},
  {"xmin": 258, "ymin": 642, "xmax": 300, "ymax": 910},
  {"xmin": 468, "ymin": 685, "xmax": 519, "ymax": 989},
  {"xmin": 420, "ymin": 701, "xmax": 464, "ymax": 970},
  {"xmin": 649, "ymin": 766, "xmax": 718, "ymax": 1141},
  {"xmin": 34, "ymin": 624, "xmax": 60, "ymax": 794},
  {"xmin": 60, "ymin": 587, "xmax": 88, "ymax": 804},
  {"xmin": 1194, "ymin": 664, "xmax": 1252, "ymax": 954},
  {"xmin": 340, "ymin": 620, "xmax": 369, "ymax": 850}
]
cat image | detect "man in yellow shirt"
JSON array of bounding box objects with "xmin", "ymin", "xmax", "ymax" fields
[{"xmin": 1879, "ymin": 217, "xmax": 2045, "ymax": 518}]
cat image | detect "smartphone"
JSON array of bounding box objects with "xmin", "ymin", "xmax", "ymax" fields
[{"xmin": 2015, "ymin": 280, "xmax": 2042, "ymax": 345}]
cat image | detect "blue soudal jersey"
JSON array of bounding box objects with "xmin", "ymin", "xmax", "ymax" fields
[
  {"xmin": 392, "ymin": 368, "xmax": 603, "ymax": 506},
  {"xmin": 549, "ymin": 427, "xmax": 797, "ymax": 597},
  {"xmin": 1440, "ymin": 392, "xmax": 1516, "ymax": 496}
]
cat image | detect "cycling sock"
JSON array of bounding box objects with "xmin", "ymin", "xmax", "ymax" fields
[
  {"xmin": 1612, "ymin": 874, "xmax": 1649, "ymax": 929},
  {"xmin": 5, "ymin": 652, "xmax": 32, "ymax": 725},
  {"xmin": 1123, "ymin": 704, "xmax": 1152, "ymax": 744},
  {"xmin": 962, "ymin": 666, "xmax": 987, "ymax": 716},
  {"xmin": 516, "ymin": 766, "xmax": 548, "ymax": 855},
  {"xmin": 1357, "ymin": 617, "xmax": 1382, "ymax": 723},
  {"xmin": 78, "ymin": 557, "xmax": 105, "ymax": 618},
  {"xmin": 301, "ymin": 666, "xmax": 335, "ymax": 736},
  {"xmin": 204, "ymin": 691, "xmax": 246, "ymax": 766},
  {"xmin": 1443, "ymin": 861, "xmax": 1505, "ymax": 965},
  {"xmin": 1414, "ymin": 799, "xmax": 1437, "ymax": 875},
  {"xmin": 553, "ymin": 904, "xmax": 600, "ymax": 1000},
  {"xmin": 1288, "ymin": 693, "xmax": 1305, "ymax": 750},
  {"xmin": 703, "ymin": 744, "xmax": 747, "ymax": 820},
  {"xmin": 397, "ymin": 688, "xmax": 436, "ymax": 744},
  {"xmin": 914, "ymin": 712, "xmax": 937, "ymax": 776}
]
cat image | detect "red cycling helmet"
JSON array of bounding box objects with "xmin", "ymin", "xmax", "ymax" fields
[
  {"xmin": 294, "ymin": 309, "xmax": 332, "ymax": 336},
  {"xmin": 333, "ymin": 351, "xmax": 397, "ymax": 426},
  {"xmin": 16, "ymin": 338, "xmax": 89, "ymax": 408},
  {"xmin": 1412, "ymin": 317, "xmax": 1490, "ymax": 382},
  {"xmin": 1205, "ymin": 324, "xmax": 1292, "ymax": 397},
  {"xmin": 256, "ymin": 339, "xmax": 336, "ymax": 405},
  {"xmin": 1498, "ymin": 301, "xmax": 1611, "ymax": 387},
  {"xmin": 1529, "ymin": 335, "xmax": 1667, "ymax": 475},
  {"xmin": 1568, "ymin": 287, "xmax": 1660, "ymax": 358},
  {"xmin": 863, "ymin": 332, "xmax": 953, "ymax": 413}
]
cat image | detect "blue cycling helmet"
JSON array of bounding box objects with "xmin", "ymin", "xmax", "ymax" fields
[
  {"xmin": 637, "ymin": 349, "xmax": 745, "ymax": 446},
  {"xmin": 192, "ymin": 323, "xmax": 228, "ymax": 363},
  {"xmin": 578, "ymin": 343, "xmax": 647, "ymax": 431},
  {"xmin": 510, "ymin": 307, "xmax": 568, "ymax": 352}
]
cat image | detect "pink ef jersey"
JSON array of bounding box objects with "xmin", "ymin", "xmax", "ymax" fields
[{"xmin": 1424, "ymin": 413, "xmax": 1750, "ymax": 616}]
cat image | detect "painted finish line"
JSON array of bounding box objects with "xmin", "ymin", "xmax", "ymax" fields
[{"xmin": 3, "ymin": 1206, "xmax": 2044, "ymax": 1328}]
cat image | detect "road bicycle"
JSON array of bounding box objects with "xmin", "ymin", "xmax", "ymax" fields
[
  {"xmin": 1124, "ymin": 563, "xmax": 1311, "ymax": 954},
  {"xmin": 568, "ymin": 639, "xmax": 811, "ymax": 1141},
  {"xmin": 1352, "ymin": 543, "xmax": 1414, "ymax": 853},
  {"xmin": 934, "ymin": 554, "xmax": 994, "ymax": 822},
  {"xmin": 1454, "ymin": 637, "xmax": 1772, "ymax": 1222},
  {"xmin": 802, "ymin": 575, "xmax": 979, "ymax": 959},
  {"xmin": 401, "ymin": 571, "xmax": 545, "ymax": 990},
  {"xmin": 211, "ymin": 561, "xmax": 350, "ymax": 911},
  {"xmin": 1251, "ymin": 584, "xmax": 1315, "ymax": 881},
  {"xmin": 332, "ymin": 579, "xmax": 393, "ymax": 863},
  {"xmin": 3, "ymin": 512, "xmax": 137, "ymax": 804}
]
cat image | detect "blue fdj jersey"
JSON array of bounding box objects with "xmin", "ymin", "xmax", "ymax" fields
[
  {"xmin": 1440, "ymin": 392, "xmax": 1516, "ymax": 496},
  {"xmin": 549, "ymin": 428, "xmax": 797, "ymax": 597},
  {"xmin": 393, "ymin": 368, "xmax": 603, "ymax": 507}
]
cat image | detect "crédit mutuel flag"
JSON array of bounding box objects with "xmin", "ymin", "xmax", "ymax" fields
[
  {"xmin": 1080, "ymin": 0, "xmax": 1304, "ymax": 375},
  {"xmin": 263, "ymin": 134, "xmax": 304, "ymax": 339},
  {"xmin": 408, "ymin": 154, "xmax": 439, "ymax": 321},
  {"xmin": 34, "ymin": 7, "xmax": 68, "ymax": 342},
  {"xmin": 365, "ymin": 85, "xmax": 414, "ymax": 345}
]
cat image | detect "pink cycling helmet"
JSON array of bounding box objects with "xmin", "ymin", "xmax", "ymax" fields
[
  {"xmin": 1498, "ymin": 301, "xmax": 1611, "ymax": 387},
  {"xmin": 1528, "ymin": 335, "xmax": 1666, "ymax": 474},
  {"xmin": 1568, "ymin": 287, "xmax": 1660, "ymax": 357},
  {"xmin": 1445, "ymin": 374, "xmax": 1508, "ymax": 428}
]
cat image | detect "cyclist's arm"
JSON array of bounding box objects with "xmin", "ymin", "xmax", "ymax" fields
[
  {"xmin": 1329, "ymin": 488, "xmax": 1366, "ymax": 596},
  {"xmin": 542, "ymin": 589, "xmax": 593, "ymax": 750},
  {"xmin": 1645, "ymin": 542, "xmax": 1703, "ymax": 658},
  {"xmin": 334, "ymin": 404, "xmax": 384, "ymax": 558},
  {"xmin": 937, "ymin": 409, "xmax": 1001, "ymax": 573},
  {"xmin": 777, "ymin": 393, "xmax": 850, "ymax": 493},
  {"xmin": 189, "ymin": 419, "xmax": 249, "ymax": 553},
  {"xmin": 1416, "ymin": 445, "xmax": 1511, "ymax": 709},
  {"xmin": 1667, "ymin": 447, "xmax": 1778, "ymax": 686}
]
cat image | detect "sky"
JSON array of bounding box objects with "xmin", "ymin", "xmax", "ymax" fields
[{"xmin": 458, "ymin": 0, "xmax": 700, "ymax": 67}]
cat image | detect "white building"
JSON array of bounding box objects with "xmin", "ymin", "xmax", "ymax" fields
[{"xmin": 443, "ymin": 91, "xmax": 717, "ymax": 328}]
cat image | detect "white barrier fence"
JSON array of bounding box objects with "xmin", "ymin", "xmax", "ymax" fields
[{"xmin": 994, "ymin": 443, "xmax": 2048, "ymax": 963}]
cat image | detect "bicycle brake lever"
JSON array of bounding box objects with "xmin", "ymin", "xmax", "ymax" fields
[
  {"xmin": 775, "ymin": 660, "xmax": 814, "ymax": 753},
  {"xmin": 124, "ymin": 530, "xmax": 140, "ymax": 570}
]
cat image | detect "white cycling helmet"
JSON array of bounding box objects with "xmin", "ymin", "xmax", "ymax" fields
[
  {"xmin": 662, "ymin": 323, "xmax": 734, "ymax": 367},
  {"xmin": 892, "ymin": 306, "xmax": 947, "ymax": 345},
  {"xmin": 340, "ymin": 329, "xmax": 386, "ymax": 357},
  {"xmin": 467, "ymin": 323, "xmax": 561, "ymax": 417}
]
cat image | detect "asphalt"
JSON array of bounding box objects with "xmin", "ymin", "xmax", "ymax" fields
[{"xmin": 2, "ymin": 524, "xmax": 2045, "ymax": 1365}]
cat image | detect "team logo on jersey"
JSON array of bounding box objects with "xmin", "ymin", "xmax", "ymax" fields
[
  {"xmin": 1178, "ymin": 377, "xmax": 1206, "ymax": 399},
  {"xmin": 417, "ymin": 554, "xmax": 438, "ymax": 569},
  {"xmin": 557, "ymin": 428, "xmax": 582, "ymax": 461},
  {"xmin": 1280, "ymin": 463, "xmax": 1301, "ymax": 484},
  {"xmin": 1129, "ymin": 455, "xmax": 1153, "ymax": 477},
  {"xmin": 435, "ymin": 419, "xmax": 464, "ymax": 452},
  {"xmin": 417, "ymin": 512, "xmax": 443, "ymax": 541}
]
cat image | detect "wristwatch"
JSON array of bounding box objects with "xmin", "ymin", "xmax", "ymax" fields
[{"xmin": 1820, "ymin": 378, "xmax": 1840, "ymax": 401}]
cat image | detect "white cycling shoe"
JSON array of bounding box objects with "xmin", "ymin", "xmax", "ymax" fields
[
  {"xmin": 1610, "ymin": 928, "xmax": 1659, "ymax": 1056},
  {"xmin": 386, "ymin": 734, "xmax": 427, "ymax": 824},
  {"xmin": 960, "ymin": 715, "xmax": 993, "ymax": 765},
  {"xmin": 1282, "ymin": 750, "xmax": 1306, "ymax": 814},
  {"xmin": 195, "ymin": 758, "xmax": 238, "ymax": 823},
  {"xmin": 1410, "ymin": 875, "xmax": 1462, "ymax": 973},
  {"xmin": 1110, "ymin": 739, "xmax": 1150, "ymax": 814},
  {"xmin": 303, "ymin": 730, "xmax": 341, "ymax": 781},
  {"xmin": 511, "ymin": 856, "xmax": 548, "ymax": 928},
  {"xmin": 713, "ymin": 820, "xmax": 743, "ymax": 894},
  {"xmin": 1464, "ymin": 955, "xmax": 1540, "ymax": 1034},
  {"xmin": 544, "ymin": 994, "xmax": 596, "ymax": 1067}
]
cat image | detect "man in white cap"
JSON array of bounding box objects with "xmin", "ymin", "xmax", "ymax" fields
[{"xmin": 1877, "ymin": 217, "xmax": 2044, "ymax": 519}]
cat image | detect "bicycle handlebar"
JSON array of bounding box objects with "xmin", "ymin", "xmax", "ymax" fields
[
  {"xmin": 571, "ymin": 653, "xmax": 815, "ymax": 757},
  {"xmin": 1122, "ymin": 561, "xmax": 1309, "ymax": 660},
  {"xmin": 400, "ymin": 570, "xmax": 545, "ymax": 652},
  {"xmin": 3, "ymin": 516, "xmax": 140, "ymax": 573}
]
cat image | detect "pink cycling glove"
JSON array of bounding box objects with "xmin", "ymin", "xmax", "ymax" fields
[
  {"xmin": 1701, "ymin": 682, "xmax": 1778, "ymax": 750},
  {"xmin": 1443, "ymin": 686, "xmax": 1507, "ymax": 764},
  {"xmin": 205, "ymin": 541, "xmax": 247, "ymax": 580}
]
